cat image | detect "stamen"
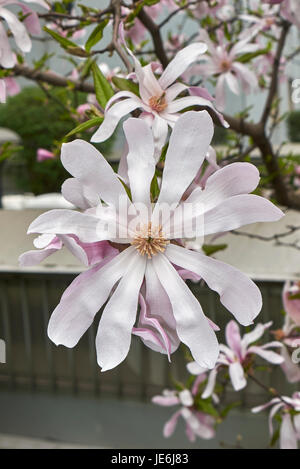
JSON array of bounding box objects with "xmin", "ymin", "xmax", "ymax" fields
[
  {"xmin": 148, "ymin": 92, "xmax": 167, "ymax": 112},
  {"xmin": 132, "ymin": 222, "xmax": 170, "ymax": 259}
]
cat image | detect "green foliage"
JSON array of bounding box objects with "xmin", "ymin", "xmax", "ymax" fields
[
  {"xmin": 91, "ymin": 62, "xmax": 114, "ymax": 109},
  {"xmin": 0, "ymin": 86, "xmax": 113, "ymax": 194},
  {"xmin": 287, "ymin": 111, "xmax": 300, "ymax": 142}
]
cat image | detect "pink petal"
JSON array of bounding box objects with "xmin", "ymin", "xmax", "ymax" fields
[{"xmin": 229, "ymin": 361, "xmax": 247, "ymax": 391}]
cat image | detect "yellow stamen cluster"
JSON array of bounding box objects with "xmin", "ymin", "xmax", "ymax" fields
[
  {"xmin": 148, "ymin": 93, "xmax": 168, "ymax": 113},
  {"xmin": 132, "ymin": 222, "xmax": 170, "ymax": 259}
]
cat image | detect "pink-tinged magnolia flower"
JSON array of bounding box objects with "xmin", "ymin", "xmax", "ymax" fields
[
  {"xmin": 123, "ymin": 0, "xmax": 176, "ymax": 44},
  {"xmin": 188, "ymin": 320, "xmax": 284, "ymax": 395},
  {"xmin": 283, "ymin": 281, "xmax": 300, "ymax": 326},
  {"xmin": 0, "ymin": 0, "xmax": 48, "ymax": 68},
  {"xmin": 190, "ymin": 0, "xmax": 227, "ymax": 19},
  {"xmin": 152, "ymin": 389, "xmax": 216, "ymax": 442},
  {"xmin": 252, "ymin": 392, "xmax": 300, "ymax": 449},
  {"xmin": 37, "ymin": 148, "xmax": 55, "ymax": 162},
  {"xmin": 91, "ymin": 38, "xmax": 228, "ymax": 156},
  {"xmin": 196, "ymin": 29, "xmax": 259, "ymax": 110},
  {"xmin": 24, "ymin": 111, "xmax": 283, "ymax": 371},
  {"xmin": 281, "ymin": 0, "xmax": 300, "ymax": 28},
  {"xmin": 0, "ymin": 76, "xmax": 20, "ymax": 103},
  {"xmin": 240, "ymin": 0, "xmax": 280, "ymax": 39}
]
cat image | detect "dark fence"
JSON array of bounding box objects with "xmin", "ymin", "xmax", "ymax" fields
[{"xmin": 0, "ymin": 271, "xmax": 296, "ymax": 405}]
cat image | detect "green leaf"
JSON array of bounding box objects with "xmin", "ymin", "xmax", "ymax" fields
[
  {"xmin": 85, "ymin": 19, "xmax": 109, "ymax": 53},
  {"xmin": 237, "ymin": 45, "xmax": 271, "ymax": 64},
  {"xmin": 44, "ymin": 26, "xmax": 78, "ymax": 49},
  {"xmin": 44, "ymin": 27, "xmax": 89, "ymax": 57},
  {"xmin": 91, "ymin": 62, "xmax": 114, "ymax": 109},
  {"xmin": 65, "ymin": 117, "xmax": 103, "ymax": 139},
  {"xmin": 202, "ymin": 244, "xmax": 228, "ymax": 256},
  {"xmin": 111, "ymin": 76, "xmax": 139, "ymax": 96}
]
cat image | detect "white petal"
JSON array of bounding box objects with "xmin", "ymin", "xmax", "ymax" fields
[
  {"xmin": 155, "ymin": 111, "xmax": 213, "ymax": 210},
  {"xmin": 48, "ymin": 248, "xmax": 135, "ymax": 348},
  {"xmin": 165, "ymin": 243, "xmax": 262, "ymax": 326},
  {"xmin": 61, "ymin": 139, "xmax": 127, "ymax": 207},
  {"xmin": 229, "ymin": 362, "xmax": 247, "ymax": 391},
  {"xmin": 96, "ymin": 252, "xmax": 146, "ymax": 371},
  {"xmin": 123, "ymin": 118, "xmax": 155, "ymax": 206},
  {"xmin": 159, "ymin": 42, "xmax": 207, "ymax": 89},
  {"xmin": 91, "ymin": 98, "xmax": 141, "ymax": 142},
  {"xmin": 152, "ymin": 254, "xmax": 219, "ymax": 369}
]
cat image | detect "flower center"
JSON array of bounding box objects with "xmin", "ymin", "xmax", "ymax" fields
[
  {"xmin": 132, "ymin": 222, "xmax": 169, "ymax": 258},
  {"xmin": 148, "ymin": 93, "xmax": 167, "ymax": 112},
  {"xmin": 220, "ymin": 59, "xmax": 231, "ymax": 72}
]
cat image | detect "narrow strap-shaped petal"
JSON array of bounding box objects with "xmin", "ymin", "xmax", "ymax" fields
[
  {"xmin": 96, "ymin": 252, "xmax": 146, "ymax": 371},
  {"xmin": 165, "ymin": 243, "xmax": 262, "ymax": 326},
  {"xmin": 203, "ymin": 194, "xmax": 284, "ymax": 236},
  {"xmin": 123, "ymin": 118, "xmax": 155, "ymax": 207},
  {"xmin": 280, "ymin": 413, "xmax": 298, "ymax": 449},
  {"xmin": 0, "ymin": 7, "xmax": 31, "ymax": 53},
  {"xmin": 154, "ymin": 111, "xmax": 213, "ymax": 215},
  {"xmin": 91, "ymin": 97, "xmax": 141, "ymax": 143},
  {"xmin": 48, "ymin": 248, "xmax": 135, "ymax": 348},
  {"xmin": 61, "ymin": 139, "xmax": 127, "ymax": 207},
  {"xmin": 159, "ymin": 42, "xmax": 207, "ymax": 89},
  {"xmin": 27, "ymin": 209, "xmax": 103, "ymax": 243},
  {"xmin": 229, "ymin": 361, "xmax": 247, "ymax": 391},
  {"xmin": 61, "ymin": 178, "xmax": 99, "ymax": 209},
  {"xmin": 152, "ymin": 254, "xmax": 219, "ymax": 369},
  {"xmin": 225, "ymin": 320, "xmax": 242, "ymax": 359}
]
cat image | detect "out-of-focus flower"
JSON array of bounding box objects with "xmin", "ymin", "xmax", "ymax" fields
[
  {"xmin": 37, "ymin": 148, "xmax": 55, "ymax": 162},
  {"xmin": 152, "ymin": 389, "xmax": 216, "ymax": 441},
  {"xmin": 0, "ymin": 76, "xmax": 20, "ymax": 103},
  {"xmin": 0, "ymin": 0, "xmax": 48, "ymax": 68},
  {"xmin": 240, "ymin": 0, "xmax": 280, "ymax": 39},
  {"xmin": 188, "ymin": 320, "xmax": 284, "ymax": 396},
  {"xmin": 196, "ymin": 29, "xmax": 259, "ymax": 110},
  {"xmin": 91, "ymin": 34, "xmax": 227, "ymax": 156},
  {"xmin": 252, "ymin": 392, "xmax": 300, "ymax": 449},
  {"xmin": 283, "ymin": 281, "xmax": 300, "ymax": 326},
  {"xmin": 22, "ymin": 111, "xmax": 283, "ymax": 371}
]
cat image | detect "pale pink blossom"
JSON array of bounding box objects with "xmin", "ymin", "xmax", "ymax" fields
[
  {"xmin": 0, "ymin": 76, "xmax": 20, "ymax": 103},
  {"xmin": 24, "ymin": 111, "xmax": 283, "ymax": 371},
  {"xmin": 36, "ymin": 148, "xmax": 55, "ymax": 162},
  {"xmin": 91, "ymin": 35, "xmax": 228, "ymax": 156},
  {"xmin": 283, "ymin": 281, "xmax": 300, "ymax": 326},
  {"xmin": 280, "ymin": 0, "xmax": 300, "ymax": 28},
  {"xmin": 188, "ymin": 320, "xmax": 284, "ymax": 396},
  {"xmin": 152, "ymin": 389, "xmax": 216, "ymax": 442},
  {"xmin": 252, "ymin": 392, "xmax": 300, "ymax": 449},
  {"xmin": 196, "ymin": 29, "xmax": 259, "ymax": 110},
  {"xmin": 240, "ymin": 0, "xmax": 281, "ymax": 39},
  {"xmin": 0, "ymin": 0, "xmax": 48, "ymax": 69}
]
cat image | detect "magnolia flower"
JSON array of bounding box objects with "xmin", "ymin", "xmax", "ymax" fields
[
  {"xmin": 0, "ymin": 0, "xmax": 48, "ymax": 68},
  {"xmin": 283, "ymin": 281, "xmax": 300, "ymax": 326},
  {"xmin": 36, "ymin": 148, "xmax": 55, "ymax": 162},
  {"xmin": 91, "ymin": 38, "xmax": 227, "ymax": 156},
  {"xmin": 240, "ymin": 0, "xmax": 280, "ymax": 39},
  {"xmin": 252, "ymin": 392, "xmax": 300, "ymax": 449},
  {"xmin": 196, "ymin": 29, "xmax": 259, "ymax": 110},
  {"xmin": 152, "ymin": 389, "xmax": 215, "ymax": 441},
  {"xmin": 188, "ymin": 320, "xmax": 284, "ymax": 396},
  {"xmin": 0, "ymin": 76, "xmax": 20, "ymax": 103},
  {"xmin": 190, "ymin": 0, "xmax": 227, "ymax": 20},
  {"xmin": 24, "ymin": 111, "xmax": 283, "ymax": 371},
  {"xmin": 281, "ymin": 0, "xmax": 300, "ymax": 28}
]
